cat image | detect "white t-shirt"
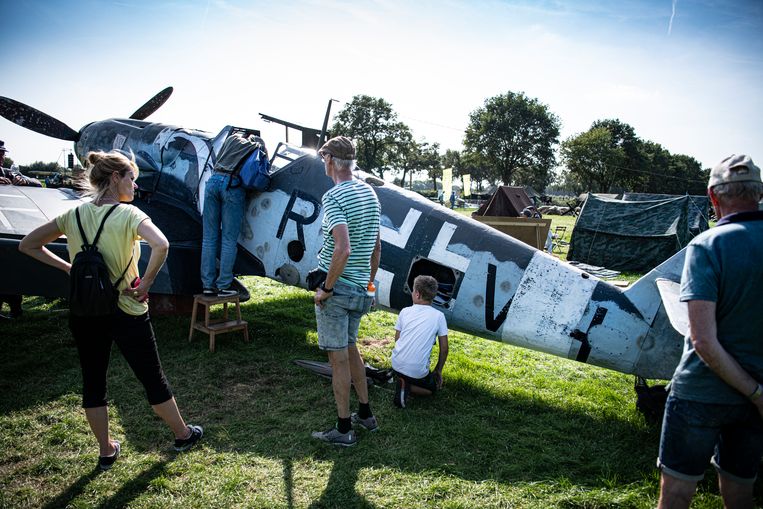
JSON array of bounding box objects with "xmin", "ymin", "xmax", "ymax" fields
[{"xmin": 391, "ymin": 304, "xmax": 448, "ymax": 379}]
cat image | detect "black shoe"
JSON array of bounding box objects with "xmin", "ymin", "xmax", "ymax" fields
[
  {"xmin": 394, "ymin": 377, "xmax": 407, "ymax": 409},
  {"xmin": 202, "ymin": 288, "xmax": 216, "ymax": 297},
  {"xmin": 217, "ymin": 288, "xmax": 238, "ymax": 298},
  {"xmin": 174, "ymin": 424, "xmax": 203, "ymax": 452},
  {"xmin": 98, "ymin": 441, "xmax": 120, "ymax": 471}
]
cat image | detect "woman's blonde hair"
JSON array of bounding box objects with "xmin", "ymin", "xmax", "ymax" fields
[{"xmin": 77, "ymin": 150, "xmax": 138, "ymax": 203}]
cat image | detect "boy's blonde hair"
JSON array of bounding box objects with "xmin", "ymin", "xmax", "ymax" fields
[{"xmin": 413, "ymin": 275, "xmax": 439, "ymax": 302}]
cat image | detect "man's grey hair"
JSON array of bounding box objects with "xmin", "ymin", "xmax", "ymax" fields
[
  {"xmin": 712, "ymin": 180, "xmax": 763, "ymax": 202},
  {"xmin": 333, "ymin": 157, "xmax": 356, "ymax": 172}
]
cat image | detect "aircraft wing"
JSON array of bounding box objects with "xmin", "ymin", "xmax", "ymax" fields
[
  {"xmin": 0, "ymin": 186, "xmax": 85, "ymax": 236},
  {"xmin": 0, "ymin": 187, "xmax": 84, "ymax": 296}
]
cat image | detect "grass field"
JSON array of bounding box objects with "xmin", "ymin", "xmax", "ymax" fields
[{"xmin": 1, "ymin": 274, "xmax": 755, "ymax": 508}]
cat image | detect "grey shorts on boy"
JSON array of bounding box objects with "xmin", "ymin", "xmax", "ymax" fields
[{"xmin": 315, "ymin": 281, "xmax": 373, "ymax": 351}]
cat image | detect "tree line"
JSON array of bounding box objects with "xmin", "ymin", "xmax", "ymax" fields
[{"xmin": 330, "ymin": 93, "xmax": 709, "ymax": 196}]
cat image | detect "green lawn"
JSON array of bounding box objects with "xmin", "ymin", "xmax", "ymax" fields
[{"xmin": 1, "ymin": 277, "xmax": 751, "ymax": 508}]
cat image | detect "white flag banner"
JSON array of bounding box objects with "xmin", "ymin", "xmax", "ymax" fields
[
  {"xmin": 462, "ymin": 174, "xmax": 471, "ymax": 197},
  {"xmin": 442, "ymin": 168, "xmax": 453, "ymax": 201}
]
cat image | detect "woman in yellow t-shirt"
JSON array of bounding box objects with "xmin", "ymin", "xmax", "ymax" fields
[{"xmin": 20, "ymin": 151, "xmax": 202, "ymax": 470}]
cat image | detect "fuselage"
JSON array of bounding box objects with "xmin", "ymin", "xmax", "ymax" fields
[{"xmin": 42, "ymin": 118, "xmax": 685, "ymax": 378}]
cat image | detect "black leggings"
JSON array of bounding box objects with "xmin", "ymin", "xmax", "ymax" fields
[{"xmin": 69, "ymin": 310, "xmax": 173, "ymax": 408}]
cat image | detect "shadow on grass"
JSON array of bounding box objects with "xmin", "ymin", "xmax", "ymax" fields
[
  {"xmin": 41, "ymin": 467, "xmax": 101, "ymax": 509},
  {"xmin": 40, "ymin": 459, "xmax": 170, "ymax": 509},
  {"xmin": 4, "ymin": 280, "xmax": 754, "ymax": 506}
]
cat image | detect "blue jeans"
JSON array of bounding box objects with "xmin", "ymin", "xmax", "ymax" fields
[
  {"xmin": 315, "ymin": 281, "xmax": 373, "ymax": 351},
  {"xmin": 201, "ymin": 173, "xmax": 246, "ymax": 290},
  {"xmin": 658, "ymin": 393, "xmax": 763, "ymax": 483}
]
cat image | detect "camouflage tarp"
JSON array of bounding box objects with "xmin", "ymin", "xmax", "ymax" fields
[
  {"xmin": 568, "ymin": 194, "xmax": 692, "ymax": 272},
  {"xmin": 621, "ymin": 193, "xmax": 709, "ymax": 237}
]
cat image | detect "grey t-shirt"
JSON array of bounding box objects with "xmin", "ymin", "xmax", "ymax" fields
[{"xmin": 671, "ymin": 211, "xmax": 763, "ymax": 404}]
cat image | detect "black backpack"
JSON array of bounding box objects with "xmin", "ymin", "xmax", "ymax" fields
[{"xmin": 69, "ymin": 204, "xmax": 132, "ymax": 317}]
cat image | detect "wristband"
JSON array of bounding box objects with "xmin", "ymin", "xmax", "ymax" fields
[
  {"xmin": 748, "ymin": 384, "xmax": 763, "ymax": 401},
  {"xmin": 320, "ymin": 282, "xmax": 334, "ymax": 293}
]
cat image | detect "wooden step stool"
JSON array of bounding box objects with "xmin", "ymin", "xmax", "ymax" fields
[{"xmin": 188, "ymin": 293, "xmax": 249, "ymax": 352}]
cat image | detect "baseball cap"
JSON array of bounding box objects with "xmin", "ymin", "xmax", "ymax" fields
[
  {"xmin": 709, "ymin": 154, "xmax": 761, "ymax": 188},
  {"xmin": 318, "ymin": 136, "xmax": 356, "ymax": 160}
]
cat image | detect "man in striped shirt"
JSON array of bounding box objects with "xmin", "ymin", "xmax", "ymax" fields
[{"xmin": 311, "ymin": 136, "xmax": 382, "ymax": 447}]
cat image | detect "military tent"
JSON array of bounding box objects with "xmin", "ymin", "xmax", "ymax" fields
[
  {"xmin": 621, "ymin": 193, "xmax": 709, "ymax": 237},
  {"xmin": 568, "ymin": 194, "xmax": 693, "ymax": 272},
  {"xmin": 473, "ymin": 186, "xmax": 532, "ymax": 217}
]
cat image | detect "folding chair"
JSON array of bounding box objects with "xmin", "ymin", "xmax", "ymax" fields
[{"xmin": 552, "ymin": 225, "xmax": 568, "ymax": 253}]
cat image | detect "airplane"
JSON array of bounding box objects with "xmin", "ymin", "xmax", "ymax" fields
[{"xmin": 0, "ymin": 87, "xmax": 686, "ymax": 381}]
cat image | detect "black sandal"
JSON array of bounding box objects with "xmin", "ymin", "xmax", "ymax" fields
[{"xmin": 98, "ymin": 440, "xmax": 120, "ymax": 471}]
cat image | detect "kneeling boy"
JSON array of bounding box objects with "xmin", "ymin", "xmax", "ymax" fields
[{"xmin": 391, "ymin": 275, "xmax": 449, "ymax": 408}]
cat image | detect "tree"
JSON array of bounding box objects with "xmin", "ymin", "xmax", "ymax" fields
[
  {"xmin": 463, "ymin": 91, "xmax": 560, "ymax": 189},
  {"xmin": 330, "ymin": 95, "xmax": 410, "ymax": 178},
  {"xmin": 561, "ymin": 120, "xmax": 710, "ymax": 195},
  {"xmin": 590, "ymin": 119, "xmax": 645, "ymax": 189},
  {"xmin": 560, "ymin": 127, "xmax": 627, "ymax": 193}
]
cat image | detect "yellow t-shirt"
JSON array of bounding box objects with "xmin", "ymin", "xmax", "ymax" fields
[{"xmin": 56, "ymin": 203, "xmax": 149, "ymax": 316}]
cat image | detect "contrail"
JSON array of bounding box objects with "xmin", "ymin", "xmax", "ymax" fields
[{"xmin": 668, "ymin": 0, "xmax": 677, "ymax": 35}]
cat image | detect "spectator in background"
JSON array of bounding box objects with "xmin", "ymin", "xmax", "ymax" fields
[
  {"xmin": 0, "ymin": 141, "xmax": 41, "ymax": 187},
  {"xmin": 0, "ymin": 140, "xmax": 38, "ymax": 318}
]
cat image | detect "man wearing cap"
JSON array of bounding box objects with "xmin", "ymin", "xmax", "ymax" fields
[
  {"xmin": 311, "ymin": 136, "xmax": 381, "ymax": 446},
  {"xmin": 0, "ymin": 141, "xmax": 41, "ymax": 187},
  {"xmin": 0, "ymin": 141, "xmax": 38, "ymax": 319},
  {"xmin": 658, "ymin": 154, "xmax": 763, "ymax": 508}
]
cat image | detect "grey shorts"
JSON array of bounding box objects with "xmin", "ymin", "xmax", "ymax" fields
[{"xmin": 315, "ymin": 281, "xmax": 373, "ymax": 351}]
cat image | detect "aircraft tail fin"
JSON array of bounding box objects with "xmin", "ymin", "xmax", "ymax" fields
[{"xmin": 624, "ymin": 248, "xmax": 686, "ymax": 325}]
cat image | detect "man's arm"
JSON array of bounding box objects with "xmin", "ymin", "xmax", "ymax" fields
[
  {"xmin": 433, "ymin": 335, "xmax": 449, "ymax": 389},
  {"xmin": 369, "ymin": 233, "xmax": 381, "ymax": 283},
  {"xmin": 688, "ymin": 300, "xmax": 763, "ymax": 415},
  {"xmin": 314, "ymin": 224, "xmax": 350, "ymax": 306}
]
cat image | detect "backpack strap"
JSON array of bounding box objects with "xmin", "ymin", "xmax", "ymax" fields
[
  {"xmin": 75, "ymin": 203, "xmax": 120, "ymax": 250},
  {"xmin": 113, "ymin": 252, "xmax": 134, "ymax": 290},
  {"xmin": 75, "ymin": 204, "xmax": 133, "ymax": 288}
]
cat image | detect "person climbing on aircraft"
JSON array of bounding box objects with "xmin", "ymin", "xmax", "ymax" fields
[
  {"xmin": 19, "ymin": 150, "xmax": 203, "ymax": 470},
  {"xmin": 391, "ymin": 275, "xmax": 449, "ymax": 408},
  {"xmin": 200, "ymin": 132, "xmax": 266, "ymax": 297},
  {"xmin": 311, "ymin": 136, "xmax": 382, "ymax": 447}
]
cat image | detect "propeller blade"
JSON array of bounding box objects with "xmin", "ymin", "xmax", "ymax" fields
[
  {"xmin": 0, "ymin": 97, "xmax": 79, "ymax": 141},
  {"xmin": 129, "ymin": 86, "xmax": 173, "ymax": 120}
]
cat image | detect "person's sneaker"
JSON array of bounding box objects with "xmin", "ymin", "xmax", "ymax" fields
[
  {"xmin": 311, "ymin": 426, "xmax": 357, "ymax": 447},
  {"xmin": 202, "ymin": 288, "xmax": 216, "ymax": 297},
  {"xmin": 351, "ymin": 413, "xmax": 379, "ymax": 432},
  {"xmin": 217, "ymin": 288, "xmax": 238, "ymax": 298},
  {"xmin": 174, "ymin": 424, "xmax": 203, "ymax": 452},
  {"xmin": 394, "ymin": 376, "xmax": 408, "ymax": 409},
  {"xmin": 98, "ymin": 440, "xmax": 120, "ymax": 471}
]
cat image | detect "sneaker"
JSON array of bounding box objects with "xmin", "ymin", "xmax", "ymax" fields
[
  {"xmin": 98, "ymin": 440, "xmax": 120, "ymax": 471},
  {"xmin": 311, "ymin": 426, "xmax": 357, "ymax": 447},
  {"xmin": 174, "ymin": 424, "xmax": 203, "ymax": 452},
  {"xmin": 202, "ymin": 288, "xmax": 216, "ymax": 297},
  {"xmin": 217, "ymin": 288, "xmax": 238, "ymax": 298},
  {"xmin": 394, "ymin": 377, "xmax": 408, "ymax": 409},
  {"xmin": 351, "ymin": 413, "xmax": 379, "ymax": 432}
]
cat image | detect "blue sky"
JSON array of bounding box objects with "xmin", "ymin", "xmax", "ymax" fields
[{"xmin": 1, "ymin": 0, "xmax": 761, "ymax": 175}]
